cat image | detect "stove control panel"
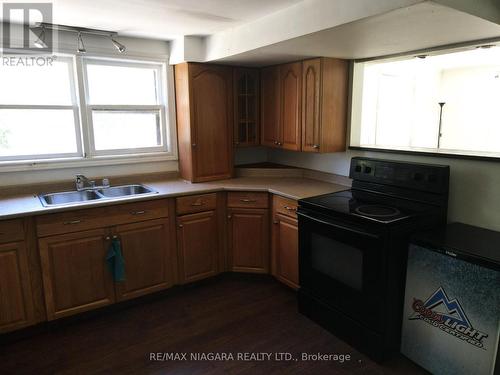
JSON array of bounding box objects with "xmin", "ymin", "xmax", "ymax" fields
[{"xmin": 349, "ymin": 157, "xmax": 450, "ymax": 193}]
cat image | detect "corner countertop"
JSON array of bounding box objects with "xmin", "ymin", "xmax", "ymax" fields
[{"xmin": 0, "ymin": 176, "xmax": 349, "ymax": 220}]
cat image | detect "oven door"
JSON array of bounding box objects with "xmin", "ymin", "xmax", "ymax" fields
[{"xmin": 298, "ymin": 209, "xmax": 386, "ymax": 332}]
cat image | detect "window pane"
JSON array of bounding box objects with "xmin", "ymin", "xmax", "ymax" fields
[
  {"xmin": 92, "ymin": 111, "xmax": 162, "ymax": 151},
  {"xmin": 86, "ymin": 63, "xmax": 159, "ymax": 105},
  {"xmin": 0, "ymin": 109, "xmax": 78, "ymax": 157},
  {"xmin": 0, "ymin": 59, "xmax": 73, "ymax": 105}
]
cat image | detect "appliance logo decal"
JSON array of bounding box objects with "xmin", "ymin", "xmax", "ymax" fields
[{"xmin": 410, "ymin": 286, "xmax": 488, "ymax": 349}]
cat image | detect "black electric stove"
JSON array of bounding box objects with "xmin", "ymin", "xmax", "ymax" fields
[{"xmin": 297, "ymin": 157, "xmax": 450, "ymax": 362}]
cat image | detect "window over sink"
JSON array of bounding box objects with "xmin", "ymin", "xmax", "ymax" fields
[
  {"xmin": 350, "ymin": 44, "xmax": 500, "ymax": 159},
  {"xmin": 0, "ymin": 54, "xmax": 173, "ymax": 166}
]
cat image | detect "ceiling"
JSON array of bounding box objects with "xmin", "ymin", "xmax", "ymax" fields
[
  {"xmin": 1, "ymin": 0, "xmax": 302, "ymax": 40},
  {"xmin": 214, "ymin": 2, "xmax": 500, "ymax": 65}
]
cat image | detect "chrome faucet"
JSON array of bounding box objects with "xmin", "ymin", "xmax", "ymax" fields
[{"xmin": 75, "ymin": 174, "xmax": 110, "ymax": 191}]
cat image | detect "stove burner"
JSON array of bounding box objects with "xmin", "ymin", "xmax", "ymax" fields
[{"xmin": 354, "ymin": 204, "xmax": 401, "ymax": 218}]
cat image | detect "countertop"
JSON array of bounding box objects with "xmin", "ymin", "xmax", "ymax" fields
[{"xmin": 0, "ymin": 176, "xmax": 349, "ymax": 220}]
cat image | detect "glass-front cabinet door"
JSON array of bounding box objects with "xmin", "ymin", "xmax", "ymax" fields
[{"xmin": 233, "ymin": 68, "xmax": 260, "ymax": 147}]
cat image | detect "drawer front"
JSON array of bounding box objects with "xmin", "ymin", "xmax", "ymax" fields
[
  {"xmin": 176, "ymin": 193, "xmax": 217, "ymax": 215},
  {"xmin": 36, "ymin": 199, "xmax": 170, "ymax": 237},
  {"xmin": 273, "ymin": 195, "xmax": 298, "ymax": 219},
  {"xmin": 0, "ymin": 219, "xmax": 24, "ymax": 244},
  {"xmin": 227, "ymin": 192, "xmax": 269, "ymax": 209}
]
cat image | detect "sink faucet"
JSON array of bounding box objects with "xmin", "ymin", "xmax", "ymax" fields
[{"xmin": 75, "ymin": 174, "xmax": 110, "ymax": 191}]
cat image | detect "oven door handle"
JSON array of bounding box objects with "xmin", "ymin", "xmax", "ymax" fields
[{"xmin": 297, "ymin": 212, "xmax": 380, "ymax": 240}]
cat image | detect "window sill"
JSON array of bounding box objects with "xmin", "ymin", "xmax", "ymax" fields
[
  {"xmin": 349, "ymin": 146, "xmax": 500, "ymax": 163},
  {"xmin": 0, "ymin": 153, "xmax": 178, "ymax": 173}
]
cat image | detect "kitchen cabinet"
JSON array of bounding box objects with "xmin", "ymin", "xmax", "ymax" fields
[
  {"xmin": 271, "ymin": 195, "xmax": 299, "ymax": 289},
  {"xmin": 177, "ymin": 210, "xmax": 219, "ymax": 283},
  {"xmin": 280, "ymin": 62, "xmax": 302, "ymax": 151},
  {"xmin": 260, "ymin": 65, "xmax": 281, "ymax": 147},
  {"xmin": 38, "ymin": 228, "xmax": 116, "ymax": 320},
  {"xmin": 261, "ymin": 62, "xmax": 302, "ymax": 150},
  {"xmin": 175, "ymin": 63, "xmax": 233, "ymax": 182},
  {"xmin": 114, "ymin": 218, "xmax": 173, "ymax": 301},
  {"xmin": 36, "ymin": 199, "xmax": 173, "ymax": 320},
  {"xmin": 227, "ymin": 192, "xmax": 269, "ymax": 273},
  {"xmin": 234, "ymin": 67, "xmax": 260, "ymax": 147},
  {"xmin": 0, "ymin": 236, "xmax": 35, "ymax": 333},
  {"xmin": 301, "ymin": 58, "xmax": 348, "ymax": 153}
]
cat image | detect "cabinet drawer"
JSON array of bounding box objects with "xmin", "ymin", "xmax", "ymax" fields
[
  {"xmin": 227, "ymin": 192, "xmax": 268, "ymax": 209},
  {"xmin": 36, "ymin": 199, "xmax": 170, "ymax": 237},
  {"xmin": 176, "ymin": 193, "xmax": 217, "ymax": 215},
  {"xmin": 0, "ymin": 219, "xmax": 24, "ymax": 244},
  {"xmin": 273, "ymin": 195, "xmax": 298, "ymax": 219}
]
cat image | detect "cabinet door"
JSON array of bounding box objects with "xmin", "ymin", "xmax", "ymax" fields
[
  {"xmin": 260, "ymin": 65, "xmax": 281, "ymax": 147},
  {"xmin": 0, "ymin": 242, "xmax": 35, "ymax": 333},
  {"xmin": 114, "ymin": 219, "xmax": 173, "ymax": 301},
  {"xmin": 272, "ymin": 213, "xmax": 299, "ymax": 289},
  {"xmin": 228, "ymin": 208, "xmax": 269, "ymax": 273},
  {"xmin": 190, "ymin": 64, "xmax": 233, "ymax": 182},
  {"xmin": 302, "ymin": 58, "xmax": 321, "ymax": 152},
  {"xmin": 177, "ymin": 211, "xmax": 218, "ymax": 283},
  {"xmin": 280, "ymin": 62, "xmax": 302, "ymax": 151},
  {"xmin": 39, "ymin": 229, "xmax": 115, "ymax": 320},
  {"xmin": 234, "ymin": 68, "xmax": 260, "ymax": 147}
]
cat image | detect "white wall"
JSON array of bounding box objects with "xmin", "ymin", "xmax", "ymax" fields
[{"xmin": 268, "ymin": 148, "xmax": 500, "ymax": 232}]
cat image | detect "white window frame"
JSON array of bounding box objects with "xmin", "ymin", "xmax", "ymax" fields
[
  {"xmin": 0, "ymin": 55, "xmax": 84, "ymax": 162},
  {"xmin": 80, "ymin": 57, "xmax": 170, "ymax": 157}
]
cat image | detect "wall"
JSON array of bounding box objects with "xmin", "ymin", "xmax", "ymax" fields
[{"xmin": 267, "ymin": 148, "xmax": 500, "ymax": 232}]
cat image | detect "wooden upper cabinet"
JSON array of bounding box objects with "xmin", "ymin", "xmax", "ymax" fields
[
  {"xmin": 301, "ymin": 58, "xmax": 348, "ymax": 153},
  {"xmin": 260, "ymin": 65, "xmax": 281, "ymax": 147},
  {"xmin": 0, "ymin": 241, "xmax": 35, "ymax": 333},
  {"xmin": 280, "ymin": 62, "xmax": 302, "ymax": 151},
  {"xmin": 114, "ymin": 218, "xmax": 173, "ymax": 302},
  {"xmin": 175, "ymin": 63, "xmax": 233, "ymax": 182},
  {"xmin": 38, "ymin": 228, "xmax": 116, "ymax": 320},
  {"xmin": 177, "ymin": 211, "xmax": 218, "ymax": 283},
  {"xmin": 234, "ymin": 68, "xmax": 260, "ymax": 147}
]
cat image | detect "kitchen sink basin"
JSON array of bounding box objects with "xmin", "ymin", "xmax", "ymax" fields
[
  {"xmin": 39, "ymin": 184, "xmax": 158, "ymax": 207},
  {"xmin": 40, "ymin": 190, "xmax": 101, "ymax": 206},
  {"xmin": 96, "ymin": 184, "xmax": 156, "ymax": 197}
]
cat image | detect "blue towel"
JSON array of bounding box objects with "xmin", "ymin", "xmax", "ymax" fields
[{"xmin": 106, "ymin": 237, "xmax": 126, "ymax": 282}]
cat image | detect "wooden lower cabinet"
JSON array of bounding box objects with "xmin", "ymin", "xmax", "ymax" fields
[
  {"xmin": 177, "ymin": 211, "xmax": 219, "ymax": 283},
  {"xmin": 38, "ymin": 228, "xmax": 116, "ymax": 320},
  {"xmin": 0, "ymin": 241, "xmax": 35, "ymax": 333},
  {"xmin": 228, "ymin": 208, "xmax": 269, "ymax": 273},
  {"xmin": 272, "ymin": 213, "xmax": 299, "ymax": 289},
  {"xmin": 114, "ymin": 218, "xmax": 173, "ymax": 301}
]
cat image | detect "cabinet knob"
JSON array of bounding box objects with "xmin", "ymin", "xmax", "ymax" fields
[
  {"xmin": 192, "ymin": 143, "xmax": 197, "ymax": 147},
  {"xmin": 227, "ymin": 215, "xmax": 232, "ymax": 219},
  {"xmin": 274, "ymin": 141, "xmax": 278, "ymax": 145},
  {"xmin": 313, "ymin": 144, "xmax": 320, "ymax": 149},
  {"xmin": 278, "ymin": 142, "xmax": 282, "ymax": 146},
  {"xmin": 178, "ymin": 224, "xmax": 183, "ymax": 228},
  {"xmin": 105, "ymin": 236, "xmax": 111, "ymax": 240},
  {"xmin": 273, "ymin": 221, "xmax": 278, "ymax": 224},
  {"xmin": 112, "ymin": 235, "xmax": 118, "ymax": 239}
]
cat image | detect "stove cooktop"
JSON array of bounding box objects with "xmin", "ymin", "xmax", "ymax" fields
[{"xmin": 299, "ymin": 189, "xmax": 434, "ymax": 224}]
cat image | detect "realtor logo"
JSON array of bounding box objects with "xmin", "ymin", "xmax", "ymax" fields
[
  {"xmin": 2, "ymin": 3, "xmax": 53, "ymax": 52},
  {"xmin": 410, "ymin": 286, "xmax": 489, "ymax": 349}
]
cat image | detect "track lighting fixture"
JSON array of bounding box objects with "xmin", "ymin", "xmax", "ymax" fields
[
  {"xmin": 77, "ymin": 32, "xmax": 86, "ymax": 54},
  {"xmin": 111, "ymin": 36, "xmax": 126, "ymax": 53}
]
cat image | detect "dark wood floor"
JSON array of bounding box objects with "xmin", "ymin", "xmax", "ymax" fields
[{"xmin": 0, "ymin": 275, "xmax": 427, "ymax": 375}]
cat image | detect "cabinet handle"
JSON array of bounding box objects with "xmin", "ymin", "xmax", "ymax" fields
[
  {"xmin": 192, "ymin": 143, "xmax": 197, "ymax": 147},
  {"xmin": 273, "ymin": 221, "xmax": 278, "ymax": 224},
  {"xmin": 191, "ymin": 202, "xmax": 204, "ymax": 206},
  {"xmin": 227, "ymin": 215, "xmax": 232, "ymax": 219},
  {"xmin": 130, "ymin": 210, "xmax": 146, "ymax": 215},
  {"xmin": 178, "ymin": 224, "xmax": 183, "ymax": 228},
  {"xmin": 105, "ymin": 236, "xmax": 111, "ymax": 240},
  {"xmin": 313, "ymin": 144, "xmax": 320, "ymax": 149},
  {"xmin": 63, "ymin": 220, "xmax": 81, "ymax": 225},
  {"xmin": 112, "ymin": 235, "xmax": 118, "ymax": 239},
  {"xmin": 274, "ymin": 141, "xmax": 278, "ymax": 145},
  {"xmin": 240, "ymin": 199, "xmax": 257, "ymax": 203},
  {"xmin": 284, "ymin": 206, "xmax": 297, "ymax": 211},
  {"xmin": 278, "ymin": 142, "xmax": 282, "ymax": 146}
]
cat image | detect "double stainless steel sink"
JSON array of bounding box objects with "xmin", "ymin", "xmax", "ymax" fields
[{"xmin": 39, "ymin": 184, "xmax": 158, "ymax": 207}]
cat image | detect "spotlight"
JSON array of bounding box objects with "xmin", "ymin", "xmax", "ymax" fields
[
  {"xmin": 111, "ymin": 36, "xmax": 126, "ymax": 53},
  {"xmin": 77, "ymin": 32, "xmax": 86, "ymax": 54}
]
